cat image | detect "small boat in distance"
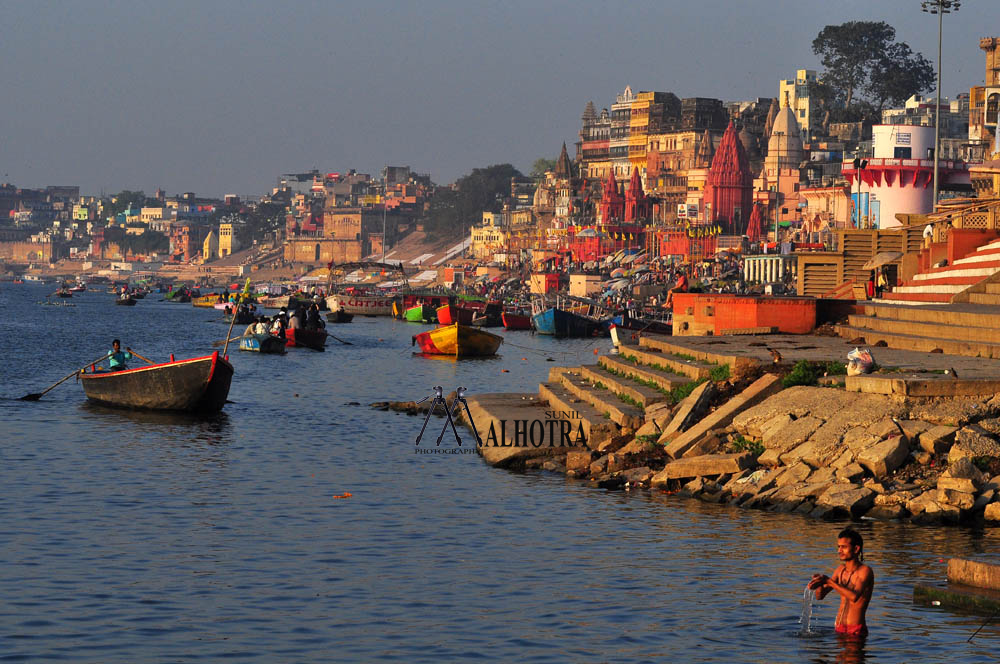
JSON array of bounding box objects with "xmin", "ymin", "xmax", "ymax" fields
[
  {"xmin": 78, "ymin": 351, "xmax": 234, "ymax": 413},
  {"xmin": 501, "ymin": 307, "xmax": 532, "ymax": 331},
  {"xmin": 115, "ymin": 296, "xmax": 136, "ymax": 306},
  {"xmin": 326, "ymin": 310, "xmax": 354, "ymax": 324},
  {"xmin": 412, "ymin": 323, "xmax": 503, "ymax": 357}
]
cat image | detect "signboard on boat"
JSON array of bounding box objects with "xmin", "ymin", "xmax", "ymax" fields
[{"xmin": 328, "ymin": 294, "xmax": 394, "ymax": 316}]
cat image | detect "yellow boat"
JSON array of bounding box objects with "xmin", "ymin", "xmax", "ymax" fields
[
  {"xmin": 192, "ymin": 293, "xmax": 223, "ymax": 307},
  {"xmin": 412, "ymin": 323, "xmax": 503, "ymax": 357}
]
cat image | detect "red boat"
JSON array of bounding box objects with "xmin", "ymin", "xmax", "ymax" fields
[
  {"xmin": 286, "ymin": 327, "xmax": 327, "ymax": 351},
  {"xmin": 78, "ymin": 352, "xmax": 233, "ymax": 413},
  {"xmin": 502, "ymin": 309, "xmax": 532, "ymax": 331},
  {"xmin": 436, "ymin": 303, "xmax": 475, "ymax": 325}
]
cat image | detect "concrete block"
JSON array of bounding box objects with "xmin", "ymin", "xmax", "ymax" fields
[
  {"xmin": 856, "ymin": 436, "xmax": 910, "ymax": 478},
  {"xmin": 661, "ymin": 380, "xmax": 716, "ymax": 438},
  {"xmin": 565, "ymin": 450, "xmax": 593, "ymax": 473},
  {"xmin": 814, "ymin": 484, "xmax": 876, "ymax": 518},
  {"xmin": 937, "ymin": 488, "xmax": 976, "ymax": 510},
  {"xmin": 948, "ymin": 558, "xmax": 1000, "ymax": 591},
  {"xmin": 650, "ymin": 452, "xmax": 755, "ymax": 484},
  {"xmin": 919, "ymin": 425, "xmax": 958, "ymax": 455}
]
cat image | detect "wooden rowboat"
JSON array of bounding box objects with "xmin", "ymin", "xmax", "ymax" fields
[
  {"xmin": 285, "ymin": 327, "xmax": 327, "ymax": 351},
  {"xmin": 501, "ymin": 310, "xmax": 532, "ymax": 331},
  {"xmin": 326, "ymin": 310, "xmax": 354, "ymax": 324},
  {"xmin": 412, "ymin": 323, "xmax": 503, "ymax": 357},
  {"xmin": 115, "ymin": 297, "xmax": 136, "ymax": 306},
  {"xmin": 191, "ymin": 293, "xmax": 222, "ymax": 307},
  {"xmin": 78, "ymin": 351, "xmax": 233, "ymax": 413},
  {"xmin": 239, "ymin": 333, "xmax": 287, "ymax": 354}
]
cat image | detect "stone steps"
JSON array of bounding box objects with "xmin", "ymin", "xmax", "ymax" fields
[
  {"xmin": 639, "ymin": 334, "xmax": 759, "ymax": 373},
  {"xmin": 617, "ymin": 344, "xmax": 713, "ymax": 381},
  {"xmin": 537, "ymin": 382, "xmax": 619, "ymax": 446},
  {"xmin": 558, "ymin": 369, "xmax": 645, "ymax": 430},
  {"xmin": 598, "ymin": 354, "xmax": 691, "ymax": 393},
  {"xmin": 862, "ymin": 303, "xmax": 1000, "ymax": 328},
  {"xmin": 846, "ymin": 314, "xmax": 1000, "ymax": 344},
  {"xmin": 577, "ymin": 364, "xmax": 669, "ymax": 409},
  {"xmin": 834, "ymin": 323, "xmax": 1000, "ymax": 359},
  {"xmin": 968, "ymin": 292, "xmax": 1000, "ymax": 305}
]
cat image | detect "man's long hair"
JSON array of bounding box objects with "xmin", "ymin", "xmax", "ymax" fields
[{"xmin": 839, "ymin": 527, "xmax": 864, "ymax": 562}]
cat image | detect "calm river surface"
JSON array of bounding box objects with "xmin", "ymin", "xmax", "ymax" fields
[{"xmin": 2, "ymin": 282, "xmax": 999, "ymax": 663}]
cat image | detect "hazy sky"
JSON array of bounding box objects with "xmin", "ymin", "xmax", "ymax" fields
[{"xmin": 0, "ymin": 0, "xmax": 990, "ymax": 197}]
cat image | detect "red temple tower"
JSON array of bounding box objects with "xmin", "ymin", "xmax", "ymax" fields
[
  {"xmin": 624, "ymin": 167, "xmax": 650, "ymax": 222},
  {"xmin": 704, "ymin": 121, "xmax": 753, "ymax": 234},
  {"xmin": 600, "ymin": 171, "xmax": 624, "ymax": 223}
]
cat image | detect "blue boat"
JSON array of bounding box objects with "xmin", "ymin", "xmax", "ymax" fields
[
  {"xmin": 531, "ymin": 307, "xmax": 603, "ymax": 338},
  {"xmin": 239, "ymin": 333, "xmax": 286, "ymax": 354}
]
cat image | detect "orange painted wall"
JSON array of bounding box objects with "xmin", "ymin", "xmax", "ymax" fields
[{"xmin": 673, "ymin": 293, "xmax": 816, "ymax": 335}]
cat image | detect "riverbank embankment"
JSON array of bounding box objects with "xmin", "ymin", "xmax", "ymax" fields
[{"xmin": 452, "ymin": 333, "xmax": 1000, "ymax": 527}]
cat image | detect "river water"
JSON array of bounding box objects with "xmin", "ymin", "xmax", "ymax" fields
[{"xmin": 2, "ymin": 282, "xmax": 999, "ymax": 663}]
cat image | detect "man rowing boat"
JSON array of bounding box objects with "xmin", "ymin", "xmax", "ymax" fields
[{"xmin": 809, "ymin": 528, "xmax": 874, "ymax": 638}]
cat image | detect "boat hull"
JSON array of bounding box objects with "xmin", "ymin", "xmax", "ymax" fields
[
  {"xmin": 239, "ymin": 334, "xmax": 286, "ymax": 354},
  {"xmin": 115, "ymin": 298, "xmax": 136, "ymax": 306},
  {"xmin": 79, "ymin": 352, "xmax": 233, "ymax": 413},
  {"xmin": 413, "ymin": 323, "xmax": 503, "ymax": 357},
  {"xmin": 436, "ymin": 304, "xmax": 475, "ymax": 325},
  {"xmin": 502, "ymin": 311, "xmax": 532, "ymax": 330},
  {"xmin": 286, "ymin": 327, "xmax": 327, "ymax": 351},
  {"xmin": 532, "ymin": 307, "xmax": 601, "ymax": 338},
  {"xmin": 192, "ymin": 294, "xmax": 222, "ymax": 308},
  {"xmin": 326, "ymin": 310, "xmax": 354, "ymax": 324},
  {"xmin": 327, "ymin": 294, "xmax": 394, "ymax": 317}
]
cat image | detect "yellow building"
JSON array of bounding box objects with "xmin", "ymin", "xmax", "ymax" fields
[
  {"xmin": 219, "ymin": 222, "xmax": 239, "ymax": 257},
  {"xmin": 778, "ymin": 69, "xmax": 818, "ymax": 141},
  {"xmin": 470, "ymin": 212, "xmax": 508, "ymax": 259},
  {"xmin": 202, "ymin": 229, "xmax": 219, "ymax": 262}
]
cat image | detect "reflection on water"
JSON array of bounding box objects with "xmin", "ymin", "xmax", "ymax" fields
[{"xmin": 2, "ymin": 284, "xmax": 1000, "ymax": 662}]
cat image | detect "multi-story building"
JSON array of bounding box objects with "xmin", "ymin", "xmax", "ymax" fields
[
  {"xmin": 609, "ymin": 86, "xmax": 635, "ymax": 180},
  {"xmin": 969, "ymin": 37, "xmax": 1000, "ymax": 160},
  {"xmin": 779, "ymin": 69, "xmax": 818, "ymax": 141},
  {"xmin": 219, "ymin": 222, "xmax": 239, "ymax": 258},
  {"xmin": 470, "ymin": 212, "xmax": 508, "ymax": 259},
  {"xmin": 578, "ymin": 101, "xmax": 611, "ymax": 180},
  {"xmin": 628, "ymin": 91, "xmax": 681, "ymax": 179}
]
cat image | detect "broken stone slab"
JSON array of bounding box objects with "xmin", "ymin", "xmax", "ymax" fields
[
  {"xmin": 661, "ymin": 380, "xmax": 716, "ymax": 438},
  {"xmin": 949, "ymin": 425, "xmax": 1000, "ymax": 464},
  {"xmin": 867, "ymin": 503, "xmax": 908, "ymax": 520},
  {"xmin": 596, "ymin": 433, "xmax": 633, "ymax": 454},
  {"xmin": 916, "ymin": 501, "xmax": 962, "ymax": 525},
  {"xmin": 681, "ymin": 477, "xmax": 708, "ymax": 496},
  {"xmin": 681, "ymin": 431, "xmax": 724, "ymax": 459},
  {"xmin": 907, "ymin": 490, "xmax": 939, "ymax": 516},
  {"xmin": 985, "ymin": 502, "xmax": 1000, "ymax": 522},
  {"xmin": 762, "ymin": 415, "xmax": 824, "ymax": 455},
  {"xmin": 856, "ymin": 436, "xmax": 910, "ymax": 479},
  {"xmin": 650, "ymin": 452, "xmax": 756, "ymax": 485},
  {"xmin": 566, "ymin": 450, "xmax": 594, "ymax": 474},
  {"xmin": 663, "ymin": 374, "xmax": 784, "ymax": 458},
  {"xmin": 937, "ymin": 488, "xmax": 976, "ymax": 510},
  {"xmin": 590, "ymin": 455, "xmax": 608, "ymax": 475},
  {"xmin": 774, "ymin": 461, "xmax": 813, "ymax": 488},
  {"xmin": 909, "ymin": 398, "xmax": 1000, "ymax": 428},
  {"xmin": 942, "ymin": 456, "xmax": 987, "ymax": 486},
  {"xmin": 974, "ymin": 489, "xmax": 996, "ymax": 512},
  {"xmin": 938, "ymin": 476, "xmax": 980, "ymax": 494},
  {"xmin": 831, "ymin": 449, "xmax": 855, "ymax": 470},
  {"xmin": 836, "ymin": 463, "xmax": 866, "ymax": 482},
  {"xmin": 618, "ymin": 466, "xmax": 653, "ymax": 484},
  {"xmin": 809, "ymin": 466, "xmax": 837, "ymax": 486},
  {"xmin": 813, "ymin": 484, "xmax": 876, "ymax": 519},
  {"xmin": 875, "ymin": 490, "xmax": 921, "ymax": 507},
  {"xmin": 919, "ymin": 425, "xmax": 958, "ymax": 455}
]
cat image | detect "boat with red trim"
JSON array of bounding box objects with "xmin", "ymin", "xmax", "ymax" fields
[
  {"xmin": 412, "ymin": 323, "xmax": 503, "ymax": 357},
  {"xmin": 285, "ymin": 327, "xmax": 327, "ymax": 351},
  {"xmin": 78, "ymin": 351, "xmax": 233, "ymax": 413}
]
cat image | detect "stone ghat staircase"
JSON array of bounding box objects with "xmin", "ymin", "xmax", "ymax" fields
[
  {"xmin": 884, "ymin": 237, "xmax": 1000, "ymax": 304},
  {"xmin": 836, "ymin": 302, "xmax": 1000, "ymax": 359}
]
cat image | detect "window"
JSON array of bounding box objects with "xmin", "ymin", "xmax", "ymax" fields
[{"xmin": 893, "ymin": 147, "xmax": 911, "ymax": 159}]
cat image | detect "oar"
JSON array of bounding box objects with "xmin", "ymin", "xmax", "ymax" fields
[
  {"xmin": 212, "ymin": 335, "xmax": 243, "ymax": 348},
  {"xmin": 324, "ymin": 330, "xmax": 353, "ymax": 345},
  {"xmin": 20, "ymin": 353, "xmax": 114, "ymax": 401},
  {"xmin": 127, "ymin": 348, "xmax": 156, "ymax": 365}
]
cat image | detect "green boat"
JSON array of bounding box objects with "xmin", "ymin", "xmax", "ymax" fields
[{"xmin": 395, "ymin": 302, "xmax": 436, "ymax": 323}]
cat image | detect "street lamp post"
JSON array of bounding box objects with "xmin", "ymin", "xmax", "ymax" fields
[
  {"xmin": 853, "ymin": 156, "xmax": 868, "ymax": 228},
  {"xmin": 381, "ymin": 166, "xmax": 387, "ymax": 263},
  {"xmin": 922, "ymin": 0, "xmax": 961, "ymax": 210}
]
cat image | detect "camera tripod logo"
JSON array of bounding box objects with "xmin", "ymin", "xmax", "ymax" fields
[{"xmin": 414, "ymin": 386, "xmax": 482, "ymax": 447}]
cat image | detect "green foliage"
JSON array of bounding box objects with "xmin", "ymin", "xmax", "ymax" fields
[
  {"xmin": 728, "ymin": 435, "xmax": 765, "ymax": 456},
  {"xmin": 670, "ymin": 378, "xmax": 706, "ymax": 404},
  {"xmin": 530, "ymin": 157, "xmax": 557, "ymax": 178},
  {"xmin": 105, "ymin": 190, "xmax": 153, "ymax": 218},
  {"xmin": 812, "ymin": 21, "xmax": 934, "ymax": 116},
  {"xmin": 709, "ymin": 364, "xmax": 731, "ymax": 382},
  {"xmin": 636, "ymin": 433, "xmax": 660, "ymax": 444},
  {"xmin": 424, "ymin": 164, "xmax": 523, "ymax": 241},
  {"xmin": 781, "ymin": 360, "xmax": 846, "ymax": 387},
  {"xmin": 671, "ymin": 352, "xmax": 698, "ymax": 362},
  {"xmin": 618, "ymin": 393, "xmax": 644, "ymax": 411}
]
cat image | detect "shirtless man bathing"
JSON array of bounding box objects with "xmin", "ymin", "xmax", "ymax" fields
[{"xmin": 808, "ymin": 528, "xmax": 874, "ymax": 638}]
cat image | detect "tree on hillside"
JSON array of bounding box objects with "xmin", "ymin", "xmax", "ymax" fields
[
  {"xmin": 424, "ymin": 164, "xmax": 522, "ymax": 241},
  {"xmin": 812, "ymin": 21, "xmax": 934, "ymax": 118},
  {"xmin": 530, "ymin": 158, "xmax": 557, "ymax": 178}
]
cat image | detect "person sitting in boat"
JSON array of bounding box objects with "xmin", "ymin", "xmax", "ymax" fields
[
  {"xmin": 108, "ymin": 339, "xmax": 132, "ymax": 372},
  {"xmin": 270, "ymin": 315, "xmax": 287, "ymax": 340},
  {"xmin": 288, "ymin": 307, "xmax": 302, "ymax": 331},
  {"xmin": 305, "ymin": 303, "xmax": 323, "ymax": 330}
]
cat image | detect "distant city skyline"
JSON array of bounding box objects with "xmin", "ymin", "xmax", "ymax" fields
[{"xmin": 0, "ymin": 0, "xmax": 990, "ymax": 197}]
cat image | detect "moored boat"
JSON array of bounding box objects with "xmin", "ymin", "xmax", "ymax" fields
[
  {"xmin": 436, "ymin": 303, "xmax": 475, "ymax": 325},
  {"xmin": 412, "ymin": 323, "xmax": 503, "ymax": 357},
  {"xmin": 239, "ymin": 333, "xmax": 286, "ymax": 354},
  {"xmin": 115, "ymin": 296, "xmax": 136, "ymax": 306},
  {"xmin": 326, "ymin": 310, "xmax": 354, "ymax": 324},
  {"xmin": 78, "ymin": 351, "xmax": 233, "ymax": 413},
  {"xmin": 285, "ymin": 327, "xmax": 327, "ymax": 351},
  {"xmin": 192, "ymin": 293, "xmax": 222, "ymax": 307},
  {"xmin": 501, "ymin": 309, "xmax": 533, "ymax": 331},
  {"xmin": 258, "ymin": 295, "xmax": 291, "ymax": 309},
  {"xmin": 397, "ymin": 302, "xmax": 436, "ymax": 323},
  {"xmin": 531, "ymin": 306, "xmax": 602, "ymax": 337},
  {"xmin": 68, "ymin": 283, "xmax": 86, "ymax": 292},
  {"xmin": 327, "ymin": 293, "xmax": 394, "ymax": 317}
]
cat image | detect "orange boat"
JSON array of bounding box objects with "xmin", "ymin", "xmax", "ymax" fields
[
  {"xmin": 436, "ymin": 303, "xmax": 475, "ymax": 325},
  {"xmin": 412, "ymin": 323, "xmax": 502, "ymax": 357}
]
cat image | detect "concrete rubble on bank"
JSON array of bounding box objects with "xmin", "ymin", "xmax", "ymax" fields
[{"xmin": 411, "ymin": 332, "xmax": 1000, "ymax": 528}]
